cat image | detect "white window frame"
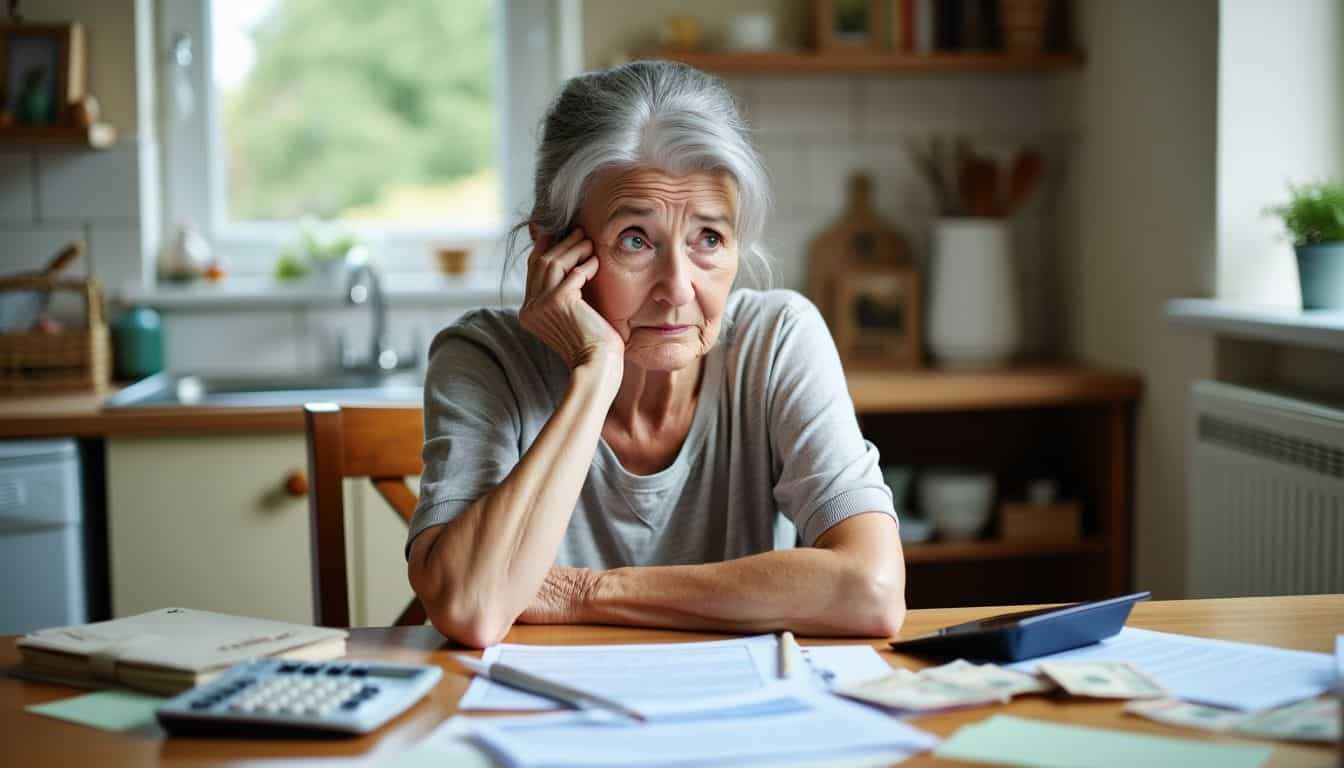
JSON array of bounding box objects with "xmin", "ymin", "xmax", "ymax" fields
[{"xmin": 155, "ymin": 0, "xmax": 580, "ymax": 283}]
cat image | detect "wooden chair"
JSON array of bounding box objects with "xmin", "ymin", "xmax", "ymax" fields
[{"xmin": 303, "ymin": 402, "xmax": 429, "ymax": 628}]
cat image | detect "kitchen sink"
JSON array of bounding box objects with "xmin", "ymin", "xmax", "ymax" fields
[{"xmin": 103, "ymin": 370, "xmax": 424, "ymax": 408}]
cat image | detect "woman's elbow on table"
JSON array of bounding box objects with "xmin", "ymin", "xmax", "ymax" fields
[
  {"xmin": 408, "ymin": 527, "xmax": 514, "ymax": 648},
  {"xmin": 848, "ymin": 568, "xmax": 907, "ymax": 638}
]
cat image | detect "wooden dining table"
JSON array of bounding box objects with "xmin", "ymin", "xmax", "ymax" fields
[{"xmin": 3, "ymin": 595, "xmax": 1340, "ymax": 767}]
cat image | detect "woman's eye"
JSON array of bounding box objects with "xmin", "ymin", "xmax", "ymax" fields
[
  {"xmin": 697, "ymin": 232, "xmax": 722, "ymax": 249},
  {"xmin": 618, "ymin": 234, "xmax": 646, "ymax": 251}
]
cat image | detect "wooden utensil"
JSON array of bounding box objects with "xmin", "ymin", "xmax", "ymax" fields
[
  {"xmin": 959, "ymin": 155, "xmax": 1001, "ymax": 218},
  {"xmin": 30, "ymin": 241, "xmax": 86, "ymax": 330},
  {"xmin": 43, "ymin": 241, "xmax": 85, "ymax": 276},
  {"xmin": 1006, "ymin": 150, "xmax": 1044, "ymax": 215}
]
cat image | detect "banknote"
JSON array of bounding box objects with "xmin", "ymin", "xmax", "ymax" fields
[
  {"xmin": 1037, "ymin": 661, "xmax": 1166, "ymax": 700},
  {"xmin": 835, "ymin": 667, "xmax": 1006, "ymax": 712},
  {"xmin": 1124, "ymin": 698, "xmax": 1248, "ymax": 731},
  {"xmin": 1233, "ymin": 697, "xmax": 1340, "ymax": 744},
  {"xmin": 920, "ymin": 659, "xmax": 1054, "ymax": 698}
]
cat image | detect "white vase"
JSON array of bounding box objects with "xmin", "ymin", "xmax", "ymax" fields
[{"xmin": 927, "ymin": 218, "xmax": 1021, "ymax": 367}]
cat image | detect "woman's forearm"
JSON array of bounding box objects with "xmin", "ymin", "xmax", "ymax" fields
[
  {"xmin": 582, "ymin": 542, "xmax": 906, "ymax": 637},
  {"xmin": 410, "ymin": 359, "xmax": 620, "ymax": 647}
]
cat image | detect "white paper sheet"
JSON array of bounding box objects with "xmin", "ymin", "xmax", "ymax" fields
[
  {"xmin": 802, "ymin": 645, "xmax": 895, "ymax": 689},
  {"xmin": 1336, "ymin": 635, "xmax": 1342, "ymax": 681},
  {"xmin": 1009, "ymin": 626, "xmax": 1335, "ymax": 711},
  {"xmin": 458, "ymin": 686, "xmax": 939, "ymax": 768},
  {"xmin": 457, "ymin": 635, "xmax": 892, "ymax": 711}
]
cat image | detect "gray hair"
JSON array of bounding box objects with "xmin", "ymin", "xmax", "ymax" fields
[{"xmin": 504, "ymin": 60, "xmax": 773, "ymax": 290}]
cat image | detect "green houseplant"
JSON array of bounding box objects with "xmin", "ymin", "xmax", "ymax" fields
[
  {"xmin": 273, "ymin": 220, "xmax": 361, "ymax": 283},
  {"xmin": 1266, "ymin": 180, "xmax": 1344, "ymax": 309}
]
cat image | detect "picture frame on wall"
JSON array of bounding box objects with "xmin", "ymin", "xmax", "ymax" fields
[
  {"xmin": 0, "ymin": 22, "xmax": 86, "ymax": 127},
  {"xmin": 832, "ymin": 266, "xmax": 922, "ymax": 368},
  {"xmin": 812, "ymin": 0, "xmax": 884, "ymax": 51}
]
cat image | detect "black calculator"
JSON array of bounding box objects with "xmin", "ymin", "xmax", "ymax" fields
[
  {"xmin": 156, "ymin": 658, "xmax": 442, "ymax": 736},
  {"xmin": 889, "ymin": 592, "xmax": 1151, "ymax": 662}
]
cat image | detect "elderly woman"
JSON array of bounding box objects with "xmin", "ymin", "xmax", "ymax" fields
[{"xmin": 407, "ymin": 61, "xmax": 904, "ymax": 648}]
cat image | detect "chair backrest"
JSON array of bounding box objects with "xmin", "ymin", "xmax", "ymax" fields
[{"xmin": 304, "ymin": 402, "xmax": 427, "ymax": 628}]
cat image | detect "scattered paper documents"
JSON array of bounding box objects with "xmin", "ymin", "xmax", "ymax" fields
[
  {"xmin": 457, "ymin": 635, "xmax": 891, "ymax": 710},
  {"xmin": 934, "ymin": 715, "xmax": 1273, "ymax": 768},
  {"xmin": 1336, "ymin": 634, "xmax": 1342, "ymax": 681},
  {"xmin": 26, "ymin": 690, "xmax": 164, "ymax": 732},
  {"xmin": 1009, "ymin": 627, "xmax": 1334, "ymax": 711},
  {"xmin": 458, "ymin": 687, "xmax": 938, "ymax": 768}
]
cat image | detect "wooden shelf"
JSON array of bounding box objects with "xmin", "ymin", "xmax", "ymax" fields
[
  {"xmin": 640, "ymin": 49, "xmax": 1085, "ymax": 75},
  {"xmin": 846, "ymin": 365, "xmax": 1143, "ymax": 414},
  {"xmin": 904, "ymin": 536, "xmax": 1106, "ymax": 563},
  {"xmin": 0, "ymin": 122, "xmax": 116, "ymax": 149}
]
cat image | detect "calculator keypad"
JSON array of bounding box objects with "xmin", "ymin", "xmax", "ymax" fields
[{"xmin": 157, "ymin": 658, "xmax": 442, "ymax": 736}]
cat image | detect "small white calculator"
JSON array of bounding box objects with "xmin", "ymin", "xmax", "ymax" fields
[{"xmin": 156, "ymin": 658, "xmax": 442, "ymax": 736}]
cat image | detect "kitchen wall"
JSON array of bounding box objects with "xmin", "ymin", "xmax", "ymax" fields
[
  {"xmin": 1217, "ymin": 0, "xmax": 1344, "ymax": 308},
  {"xmin": 583, "ymin": 0, "xmax": 1073, "ymax": 355},
  {"xmin": 0, "ymin": 0, "xmax": 154, "ymax": 300},
  {"xmin": 1058, "ymin": 0, "xmax": 1218, "ymax": 598},
  {"xmin": 1207, "ymin": 0, "xmax": 1344, "ymax": 397}
]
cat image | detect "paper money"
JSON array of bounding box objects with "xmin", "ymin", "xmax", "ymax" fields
[
  {"xmin": 1125, "ymin": 698, "xmax": 1248, "ymax": 732},
  {"xmin": 1234, "ymin": 697, "xmax": 1341, "ymax": 744},
  {"xmin": 836, "ymin": 667, "xmax": 1006, "ymax": 712},
  {"xmin": 921, "ymin": 659, "xmax": 1054, "ymax": 698},
  {"xmin": 1037, "ymin": 661, "xmax": 1166, "ymax": 700}
]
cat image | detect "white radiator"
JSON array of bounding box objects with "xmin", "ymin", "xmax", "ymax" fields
[{"xmin": 1188, "ymin": 380, "xmax": 1344, "ymax": 598}]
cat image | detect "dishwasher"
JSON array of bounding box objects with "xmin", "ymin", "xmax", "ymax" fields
[{"xmin": 0, "ymin": 438, "xmax": 88, "ymax": 634}]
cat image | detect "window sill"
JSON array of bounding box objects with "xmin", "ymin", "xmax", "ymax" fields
[
  {"xmin": 1166, "ymin": 298, "xmax": 1344, "ymax": 352},
  {"xmin": 118, "ymin": 272, "xmax": 522, "ymax": 310}
]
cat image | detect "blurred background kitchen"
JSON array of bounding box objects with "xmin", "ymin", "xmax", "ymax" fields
[{"xmin": 2, "ymin": 0, "xmax": 1342, "ymax": 632}]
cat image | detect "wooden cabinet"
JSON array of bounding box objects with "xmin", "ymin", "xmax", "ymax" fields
[
  {"xmin": 106, "ymin": 433, "xmax": 414, "ymax": 625},
  {"xmin": 847, "ymin": 366, "xmax": 1141, "ymax": 609}
]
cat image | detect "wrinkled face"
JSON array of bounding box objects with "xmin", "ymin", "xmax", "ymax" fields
[{"xmin": 576, "ymin": 166, "xmax": 740, "ymax": 372}]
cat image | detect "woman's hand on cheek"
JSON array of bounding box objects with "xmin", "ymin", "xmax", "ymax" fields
[{"xmin": 519, "ymin": 228, "xmax": 626, "ymax": 375}]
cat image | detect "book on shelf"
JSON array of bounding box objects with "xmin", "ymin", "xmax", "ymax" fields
[{"xmin": 16, "ymin": 607, "xmax": 349, "ymax": 695}]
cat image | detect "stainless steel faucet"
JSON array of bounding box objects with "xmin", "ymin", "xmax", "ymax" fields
[{"xmin": 341, "ymin": 245, "xmax": 401, "ymax": 372}]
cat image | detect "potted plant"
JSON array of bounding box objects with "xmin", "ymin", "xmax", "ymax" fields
[
  {"xmin": 1267, "ymin": 180, "xmax": 1344, "ymax": 309},
  {"xmin": 273, "ymin": 219, "xmax": 361, "ymax": 284}
]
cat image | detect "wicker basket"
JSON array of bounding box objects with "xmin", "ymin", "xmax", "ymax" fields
[{"xmin": 0, "ymin": 274, "xmax": 110, "ymax": 395}]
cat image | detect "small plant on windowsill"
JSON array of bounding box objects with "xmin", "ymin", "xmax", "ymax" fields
[
  {"xmin": 273, "ymin": 219, "xmax": 361, "ymax": 283},
  {"xmin": 1265, "ymin": 180, "xmax": 1344, "ymax": 310}
]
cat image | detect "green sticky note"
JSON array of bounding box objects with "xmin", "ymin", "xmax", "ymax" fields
[
  {"xmin": 26, "ymin": 690, "xmax": 165, "ymax": 732},
  {"xmin": 935, "ymin": 715, "xmax": 1273, "ymax": 768}
]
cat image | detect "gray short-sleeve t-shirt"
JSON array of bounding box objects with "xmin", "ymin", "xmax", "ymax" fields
[{"xmin": 406, "ymin": 288, "xmax": 895, "ymax": 568}]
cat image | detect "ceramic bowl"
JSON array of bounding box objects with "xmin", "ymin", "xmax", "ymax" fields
[
  {"xmin": 919, "ymin": 470, "xmax": 996, "ymax": 541},
  {"xmin": 897, "ymin": 515, "xmax": 932, "ymax": 544}
]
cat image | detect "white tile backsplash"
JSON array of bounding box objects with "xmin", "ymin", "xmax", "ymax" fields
[
  {"xmin": 164, "ymin": 310, "xmax": 305, "ymax": 374},
  {"xmin": 297, "ymin": 306, "xmax": 464, "ymax": 373},
  {"xmin": 86, "ymin": 223, "xmax": 147, "ymax": 298},
  {"xmin": 37, "ymin": 144, "xmax": 141, "ymax": 222},
  {"xmin": 753, "ymin": 77, "xmax": 858, "ymax": 138},
  {"xmin": 0, "ymin": 154, "xmax": 35, "ymax": 222},
  {"xmin": 0, "ymin": 226, "xmax": 89, "ymax": 274}
]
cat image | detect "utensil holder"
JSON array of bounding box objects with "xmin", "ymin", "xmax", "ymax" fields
[
  {"xmin": 927, "ymin": 218, "xmax": 1021, "ymax": 368},
  {"xmin": 0, "ymin": 274, "xmax": 110, "ymax": 394}
]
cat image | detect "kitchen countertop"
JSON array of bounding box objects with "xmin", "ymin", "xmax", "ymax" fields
[
  {"xmin": 0, "ymin": 389, "xmax": 309, "ymax": 439},
  {"xmin": 0, "ymin": 365, "xmax": 1141, "ymax": 440}
]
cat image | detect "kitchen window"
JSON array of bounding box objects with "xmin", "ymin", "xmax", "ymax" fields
[{"xmin": 157, "ymin": 0, "xmax": 580, "ymax": 283}]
